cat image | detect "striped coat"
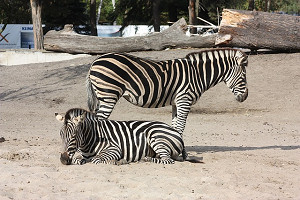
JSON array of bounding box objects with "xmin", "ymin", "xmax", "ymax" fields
[
  {"xmin": 87, "ymin": 48, "xmax": 248, "ymax": 134},
  {"xmin": 56, "ymin": 108, "xmax": 185, "ymax": 165}
]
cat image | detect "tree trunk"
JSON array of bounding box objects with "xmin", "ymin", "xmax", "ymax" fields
[
  {"xmin": 96, "ymin": 0, "xmax": 103, "ymax": 25},
  {"xmin": 44, "ymin": 18, "xmax": 216, "ymax": 54},
  {"xmin": 216, "ymin": 9, "xmax": 300, "ymax": 51},
  {"xmin": 248, "ymin": 0, "xmax": 255, "ymax": 11},
  {"xmin": 90, "ymin": 0, "xmax": 97, "ymax": 36},
  {"xmin": 264, "ymin": 0, "xmax": 271, "ymax": 12},
  {"xmin": 30, "ymin": 0, "xmax": 43, "ymax": 50},
  {"xmin": 168, "ymin": 1, "xmax": 177, "ymax": 22},
  {"xmin": 152, "ymin": 0, "xmax": 161, "ymax": 32},
  {"xmin": 188, "ymin": 0, "xmax": 197, "ymax": 34}
]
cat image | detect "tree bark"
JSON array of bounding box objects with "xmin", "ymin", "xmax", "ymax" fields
[
  {"xmin": 90, "ymin": 0, "xmax": 97, "ymax": 36},
  {"xmin": 248, "ymin": 0, "xmax": 255, "ymax": 11},
  {"xmin": 96, "ymin": 0, "xmax": 103, "ymax": 25},
  {"xmin": 30, "ymin": 0, "xmax": 43, "ymax": 50},
  {"xmin": 152, "ymin": 0, "xmax": 161, "ymax": 32},
  {"xmin": 216, "ymin": 9, "xmax": 300, "ymax": 51},
  {"xmin": 188, "ymin": 0, "xmax": 197, "ymax": 34},
  {"xmin": 44, "ymin": 18, "xmax": 216, "ymax": 54}
]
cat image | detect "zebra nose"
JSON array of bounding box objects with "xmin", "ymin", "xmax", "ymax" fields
[
  {"xmin": 236, "ymin": 89, "xmax": 248, "ymax": 102},
  {"xmin": 60, "ymin": 152, "xmax": 72, "ymax": 165}
]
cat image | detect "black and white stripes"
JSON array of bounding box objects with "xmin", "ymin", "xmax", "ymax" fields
[
  {"xmin": 87, "ymin": 48, "xmax": 248, "ymax": 134},
  {"xmin": 56, "ymin": 108, "xmax": 184, "ymax": 165}
]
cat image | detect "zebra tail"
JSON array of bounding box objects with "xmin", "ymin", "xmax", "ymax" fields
[
  {"xmin": 185, "ymin": 156, "xmax": 204, "ymax": 164},
  {"xmin": 182, "ymin": 147, "xmax": 204, "ymax": 163},
  {"xmin": 86, "ymin": 75, "xmax": 98, "ymax": 112}
]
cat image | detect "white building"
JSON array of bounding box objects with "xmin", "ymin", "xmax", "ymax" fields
[{"xmin": 0, "ymin": 24, "xmax": 35, "ymax": 49}]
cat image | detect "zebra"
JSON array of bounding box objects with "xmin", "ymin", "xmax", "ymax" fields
[
  {"xmin": 55, "ymin": 108, "xmax": 186, "ymax": 165},
  {"xmin": 87, "ymin": 48, "xmax": 248, "ymax": 134}
]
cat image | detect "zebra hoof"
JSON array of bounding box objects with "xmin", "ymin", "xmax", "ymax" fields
[
  {"xmin": 116, "ymin": 159, "xmax": 128, "ymax": 165},
  {"xmin": 60, "ymin": 152, "xmax": 71, "ymax": 165},
  {"xmin": 143, "ymin": 157, "xmax": 152, "ymax": 162}
]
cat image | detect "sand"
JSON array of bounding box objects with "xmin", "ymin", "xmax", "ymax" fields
[{"xmin": 0, "ymin": 49, "xmax": 299, "ymax": 200}]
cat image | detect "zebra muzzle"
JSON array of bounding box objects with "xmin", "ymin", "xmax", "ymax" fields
[
  {"xmin": 236, "ymin": 89, "xmax": 248, "ymax": 102},
  {"xmin": 60, "ymin": 152, "xmax": 72, "ymax": 165}
]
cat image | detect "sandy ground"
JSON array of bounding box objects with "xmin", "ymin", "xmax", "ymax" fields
[{"xmin": 0, "ymin": 49, "xmax": 299, "ymax": 200}]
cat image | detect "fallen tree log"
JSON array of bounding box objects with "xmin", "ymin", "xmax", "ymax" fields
[
  {"xmin": 44, "ymin": 18, "xmax": 216, "ymax": 54},
  {"xmin": 216, "ymin": 9, "xmax": 300, "ymax": 51}
]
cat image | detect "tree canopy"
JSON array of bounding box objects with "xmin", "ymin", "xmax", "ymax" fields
[{"xmin": 1, "ymin": 0, "xmax": 299, "ymax": 30}]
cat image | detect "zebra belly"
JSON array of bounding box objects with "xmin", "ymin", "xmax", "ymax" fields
[{"xmin": 123, "ymin": 90, "xmax": 173, "ymax": 108}]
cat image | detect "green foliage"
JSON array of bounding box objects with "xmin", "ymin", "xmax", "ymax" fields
[
  {"xmin": 0, "ymin": 0, "xmax": 31, "ymax": 24},
  {"xmin": 110, "ymin": 0, "xmax": 250, "ymax": 27},
  {"xmin": 109, "ymin": 0, "xmax": 189, "ymax": 28},
  {"xmin": 98, "ymin": 0, "xmax": 115, "ymax": 24},
  {"xmin": 197, "ymin": 0, "xmax": 248, "ymax": 24},
  {"xmin": 111, "ymin": 0, "xmax": 152, "ymax": 27},
  {"xmin": 280, "ymin": 0, "xmax": 300, "ymax": 14},
  {"xmin": 91, "ymin": 0, "xmax": 300, "ymax": 28},
  {"xmin": 1, "ymin": 0, "xmax": 298, "ymax": 31},
  {"xmin": 42, "ymin": 0, "xmax": 89, "ymax": 32},
  {"xmin": 255, "ymin": 0, "xmax": 300, "ymax": 14}
]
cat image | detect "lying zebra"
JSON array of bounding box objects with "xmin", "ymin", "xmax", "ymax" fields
[{"xmin": 56, "ymin": 108, "xmax": 187, "ymax": 165}]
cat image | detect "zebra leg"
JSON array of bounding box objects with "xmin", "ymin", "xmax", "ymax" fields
[
  {"xmin": 174, "ymin": 99, "xmax": 192, "ymax": 134},
  {"xmin": 91, "ymin": 147, "xmax": 123, "ymax": 165},
  {"xmin": 72, "ymin": 155, "xmax": 87, "ymax": 165},
  {"xmin": 91, "ymin": 155, "xmax": 121, "ymax": 165},
  {"xmin": 95, "ymin": 100, "xmax": 117, "ymax": 119},
  {"xmin": 146, "ymin": 143, "xmax": 176, "ymax": 164},
  {"xmin": 172, "ymin": 105, "xmax": 177, "ymax": 129},
  {"xmin": 144, "ymin": 156, "xmax": 175, "ymax": 164},
  {"xmin": 72, "ymin": 157, "xmax": 87, "ymax": 165},
  {"xmin": 182, "ymin": 147, "xmax": 188, "ymax": 161}
]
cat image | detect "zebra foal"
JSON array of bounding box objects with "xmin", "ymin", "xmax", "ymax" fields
[
  {"xmin": 56, "ymin": 108, "xmax": 185, "ymax": 165},
  {"xmin": 87, "ymin": 48, "xmax": 248, "ymax": 134}
]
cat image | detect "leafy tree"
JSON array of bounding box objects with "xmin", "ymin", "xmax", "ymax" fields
[
  {"xmin": 112, "ymin": 0, "xmax": 152, "ymax": 27},
  {"xmin": 254, "ymin": 0, "xmax": 300, "ymax": 14},
  {"xmin": 0, "ymin": 0, "xmax": 31, "ymax": 24},
  {"xmin": 42, "ymin": 0, "xmax": 89, "ymax": 33},
  {"xmin": 97, "ymin": 0, "xmax": 115, "ymax": 24},
  {"xmin": 109, "ymin": 0, "xmax": 189, "ymax": 30}
]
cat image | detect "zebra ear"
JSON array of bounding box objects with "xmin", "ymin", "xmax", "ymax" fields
[
  {"xmin": 55, "ymin": 113, "xmax": 65, "ymax": 122},
  {"xmin": 237, "ymin": 54, "xmax": 248, "ymax": 68},
  {"xmin": 73, "ymin": 113, "xmax": 85, "ymax": 125}
]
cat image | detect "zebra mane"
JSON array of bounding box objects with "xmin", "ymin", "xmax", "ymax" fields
[
  {"xmin": 185, "ymin": 48, "xmax": 247, "ymax": 60},
  {"xmin": 64, "ymin": 108, "xmax": 94, "ymax": 123}
]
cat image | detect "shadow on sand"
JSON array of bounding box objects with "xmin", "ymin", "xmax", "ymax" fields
[{"xmin": 186, "ymin": 145, "xmax": 300, "ymax": 154}]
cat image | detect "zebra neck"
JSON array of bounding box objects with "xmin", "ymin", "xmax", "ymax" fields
[
  {"xmin": 187, "ymin": 57, "xmax": 228, "ymax": 92},
  {"xmin": 77, "ymin": 121, "xmax": 101, "ymax": 150}
]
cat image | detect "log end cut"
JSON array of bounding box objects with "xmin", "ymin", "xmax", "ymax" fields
[{"xmin": 220, "ymin": 9, "xmax": 254, "ymax": 28}]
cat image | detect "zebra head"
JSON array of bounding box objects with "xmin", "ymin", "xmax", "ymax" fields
[
  {"xmin": 56, "ymin": 109, "xmax": 86, "ymax": 165},
  {"xmin": 224, "ymin": 51, "xmax": 248, "ymax": 102}
]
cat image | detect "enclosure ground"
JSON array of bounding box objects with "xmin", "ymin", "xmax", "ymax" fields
[{"xmin": 0, "ymin": 49, "xmax": 299, "ymax": 199}]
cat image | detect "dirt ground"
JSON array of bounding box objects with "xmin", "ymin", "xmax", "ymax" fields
[{"xmin": 0, "ymin": 49, "xmax": 299, "ymax": 200}]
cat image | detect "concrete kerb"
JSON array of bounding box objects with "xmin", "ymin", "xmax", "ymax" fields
[{"xmin": 0, "ymin": 50, "xmax": 91, "ymax": 66}]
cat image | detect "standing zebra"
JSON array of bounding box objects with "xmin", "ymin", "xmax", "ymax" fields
[
  {"xmin": 56, "ymin": 108, "xmax": 185, "ymax": 165},
  {"xmin": 87, "ymin": 48, "xmax": 248, "ymax": 134}
]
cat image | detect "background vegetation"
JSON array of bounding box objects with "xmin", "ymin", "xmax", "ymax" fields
[{"xmin": 1, "ymin": 0, "xmax": 299, "ymax": 33}]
